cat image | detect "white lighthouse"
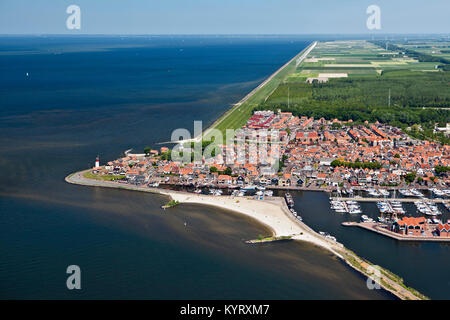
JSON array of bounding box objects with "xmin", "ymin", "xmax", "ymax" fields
[{"xmin": 95, "ymin": 155, "xmax": 100, "ymax": 168}]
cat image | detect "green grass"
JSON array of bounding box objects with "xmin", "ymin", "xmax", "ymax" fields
[
  {"xmin": 163, "ymin": 200, "xmax": 180, "ymax": 208},
  {"xmin": 83, "ymin": 171, "xmax": 125, "ymax": 181},
  {"xmin": 253, "ymin": 235, "xmax": 292, "ymax": 242}
]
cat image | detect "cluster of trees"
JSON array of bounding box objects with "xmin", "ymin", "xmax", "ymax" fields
[
  {"xmin": 404, "ymin": 172, "xmax": 417, "ymax": 183},
  {"xmin": 160, "ymin": 150, "xmax": 172, "ymax": 161},
  {"xmin": 189, "ymin": 140, "xmax": 214, "ymax": 151},
  {"xmin": 258, "ymin": 70, "xmax": 450, "ymax": 144},
  {"xmin": 210, "ymin": 166, "xmax": 232, "ymax": 176},
  {"xmin": 189, "ymin": 140, "xmax": 219, "ymax": 159},
  {"xmin": 144, "ymin": 146, "xmax": 152, "ymax": 156},
  {"xmin": 156, "ymin": 140, "xmax": 220, "ymax": 162},
  {"xmin": 330, "ymin": 159, "xmax": 382, "ymax": 169},
  {"xmin": 264, "ymin": 71, "xmax": 450, "ymax": 111},
  {"xmin": 406, "ymin": 123, "xmax": 450, "ymax": 145},
  {"xmin": 435, "ymin": 166, "xmax": 450, "ymax": 175}
]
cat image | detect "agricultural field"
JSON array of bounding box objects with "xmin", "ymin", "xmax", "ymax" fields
[
  {"xmin": 204, "ymin": 39, "xmax": 449, "ymax": 144},
  {"xmin": 260, "ymin": 40, "xmax": 450, "ymax": 144},
  {"xmin": 286, "ymin": 40, "xmax": 441, "ymax": 83},
  {"xmin": 392, "ymin": 39, "xmax": 450, "ymax": 62}
]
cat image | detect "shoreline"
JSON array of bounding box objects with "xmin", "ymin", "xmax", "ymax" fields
[
  {"xmin": 66, "ymin": 170, "xmax": 428, "ymax": 300},
  {"xmin": 66, "ymin": 170, "xmax": 341, "ymax": 255}
]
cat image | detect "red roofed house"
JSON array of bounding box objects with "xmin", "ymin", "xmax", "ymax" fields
[
  {"xmin": 179, "ymin": 167, "xmax": 194, "ymax": 176},
  {"xmin": 296, "ymin": 131, "xmax": 319, "ymax": 143},
  {"xmin": 392, "ymin": 216, "xmax": 427, "ymax": 236},
  {"xmin": 436, "ymin": 223, "xmax": 450, "ymax": 237},
  {"xmin": 218, "ymin": 175, "xmax": 232, "ymax": 185}
]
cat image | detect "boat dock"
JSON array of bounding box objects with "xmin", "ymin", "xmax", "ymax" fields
[
  {"xmin": 342, "ymin": 221, "xmax": 450, "ymax": 242},
  {"xmin": 343, "ymin": 201, "xmax": 349, "ymax": 213},
  {"xmin": 387, "ymin": 202, "xmax": 394, "ymax": 212},
  {"xmin": 332, "ymin": 197, "xmax": 449, "ymax": 203}
]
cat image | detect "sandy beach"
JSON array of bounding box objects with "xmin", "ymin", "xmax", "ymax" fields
[
  {"xmin": 165, "ymin": 190, "xmax": 344, "ymax": 256},
  {"xmin": 66, "ymin": 170, "xmax": 427, "ymax": 300},
  {"xmin": 66, "ymin": 170, "xmax": 342, "ymax": 256}
]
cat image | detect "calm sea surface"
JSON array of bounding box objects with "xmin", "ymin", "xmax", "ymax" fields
[{"xmin": 0, "ymin": 35, "xmax": 397, "ymax": 299}]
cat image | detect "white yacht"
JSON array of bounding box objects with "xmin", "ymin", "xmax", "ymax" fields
[
  {"xmin": 361, "ymin": 215, "xmax": 374, "ymax": 222},
  {"xmin": 431, "ymin": 188, "xmax": 445, "ymax": 197},
  {"xmin": 264, "ymin": 190, "xmax": 273, "ymax": 197},
  {"xmin": 368, "ymin": 189, "xmax": 381, "ymax": 197}
]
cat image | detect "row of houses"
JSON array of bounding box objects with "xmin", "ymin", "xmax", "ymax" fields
[
  {"xmin": 93, "ymin": 110, "xmax": 449, "ymax": 190},
  {"xmin": 391, "ymin": 216, "xmax": 450, "ymax": 238}
]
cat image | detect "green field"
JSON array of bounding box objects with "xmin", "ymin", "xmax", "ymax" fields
[
  {"xmin": 290, "ymin": 40, "xmax": 443, "ymax": 78},
  {"xmin": 392, "ymin": 39, "xmax": 450, "ymax": 62},
  {"xmin": 83, "ymin": 171, "xmax": 125, "ymax": 181}
]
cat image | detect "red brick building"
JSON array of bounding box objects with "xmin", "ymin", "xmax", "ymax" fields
[
  {"xmin": 392, "ymin": 217, "xmax": 427, "ymax": 236},
  {"xmin": 436, "ymin": 223, "xmax": 450, "ymax": 237}
]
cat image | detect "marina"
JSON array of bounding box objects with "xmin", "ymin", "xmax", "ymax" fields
[
  {"xmin": 328, "ymin": 185, "xmax": 449, "ymax": 225},
  {"xmin": 414, "ymin": 201, "xmax": 442, "ymax": 216},
  {"xmin": 376, "ymin": 201, "xmax": 405, "ymax": 216},
  {"xmin": 330, "ymin": 199, "xmax": 362, "ymax": 214},
  {"xmin": 343, "ymin": 221, "xmax": 450, "ymax": 242},
  {"xmin": 329, "ymin": 188, "xmax": 449, "ymax": 218},
  {"xmin": 330, "ymin": 196, "xmax": 449, "ymax": 203},
  {"xmin": 328, "ymin": 187, "xmax": 449, "ymax": 243},
  {"xmin": 285, "ymin": 193, "xmax": 303, "ymax": 222}
]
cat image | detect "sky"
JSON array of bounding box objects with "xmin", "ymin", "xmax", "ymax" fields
[{"xmin": 0, "ymin": 0, "xmax": 449, "ymax": 35}]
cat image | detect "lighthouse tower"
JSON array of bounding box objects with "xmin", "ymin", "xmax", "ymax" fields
[{"xmin": 95, "ymin": 155, "xmax": 100, "ymax": 168}]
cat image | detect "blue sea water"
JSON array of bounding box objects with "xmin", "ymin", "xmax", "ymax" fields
[{"xmin": 0, "ymin": 35, "xmax": 394, "ymax": 299}]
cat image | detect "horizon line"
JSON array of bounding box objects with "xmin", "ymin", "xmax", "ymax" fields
[{"xmin": 0, "ymin": 33, "xmax": 449, "ymax": 37}]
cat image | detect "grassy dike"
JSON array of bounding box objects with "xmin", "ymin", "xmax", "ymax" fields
[
  {"xmin": 204, "ymin": 41, "xmax": 317, "ymax": 140},
  {"xmin": 336, "ymin": 248, "xmax": 429, "ymax": 300}
]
